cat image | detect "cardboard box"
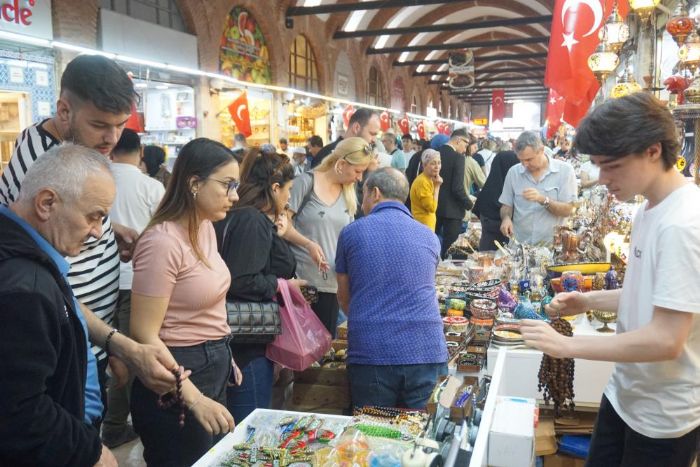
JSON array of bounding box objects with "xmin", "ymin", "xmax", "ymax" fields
[
  {"xmin": 488, "ymin": 397, "xmax": 536, "ymax": 467},
  {"xmin": 294, "ymin": 367, "xmax": 348, "ymax": 386},
  {"xmin": 543, "ymin": 454, "xmax": 586, "ymax": 467}
]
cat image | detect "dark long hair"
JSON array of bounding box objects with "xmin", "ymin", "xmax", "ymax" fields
[
  {"xmin": 142, "ymin": 145, "xmax": 166, "ymax": 177},
  {"xmin": 236, "ymin": 150, "xmax": 294, "ymax": 218},
  {"xmin": 147, "ymin": 138, "xmax": 235, "ymax": 264}
]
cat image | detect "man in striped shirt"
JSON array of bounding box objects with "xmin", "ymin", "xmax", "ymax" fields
[{"xmin": 0, "ymin": 55, "xmax": 185, "ymax": 424}]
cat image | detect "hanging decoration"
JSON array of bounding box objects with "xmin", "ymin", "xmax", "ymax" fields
[
  {"xmin": 611, "ymin": 66, "xmax": 642, "ymax": 98},
  {"xmin": 342, "ymin": 105, "xmax": 355, "ymax": 129},
  {"xmin": 379, "ymin": 111, "xmax": 391, "ymax": 132},
  {"xmin": 545, "ymin": 0, "xmax": 629, "ymax": 127},
  {"xmin": 491, "ymin": 89, "xmax": 505, "ymax": 123},
  {"xmin": 629, "ymin": 0, "xmax": 661, "ymax": 24},
  {"xmin": 447, "ymin": 49, "xmax": 475, "ymax": 90},
  {"xmin": 666, "ymin": 0, "xmax": 694, "ymax": 47},
  {"xmin": 398, "ymin": 115, "xmax": 410, "ymax": 135},
  {"xmin": 417, "ymin": 120, "xmax": 427, "ymax": 140},
  {"xmin": 228, "ymin": 91, "xmax": 252, "ymax": 137},
  {"xmin": 599, "ymin": 0, "xmax": 630, "ymax": 54}
]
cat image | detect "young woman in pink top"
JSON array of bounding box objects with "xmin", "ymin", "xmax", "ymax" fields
[{"xmin": 129, "ymin": 138, "xmax": 239, "ymax": 466}]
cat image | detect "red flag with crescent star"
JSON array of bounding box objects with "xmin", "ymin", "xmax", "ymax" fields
[
  {"xmin": 492, "ymin": 89, "xmax": 505, "ymax": 123},
  {"xmin": 379, "ymin": 111, "xmax": 391, "ymax": 131},
  {"xmin": 417, "ymin": 120, "xmax": 426, "ymax": 140},
  {"xmin": 545, "ymin": 89, "xmax": 566, "ymax": 139},
  {"xmin": 228, "ymin": 92, "xmax": 252, "ymax": 137},
  {"xmin": 342, "ymin": 105, "xmax": 355, "ymax": 129},
  {"xmin": 398, "ymin": 115, "xmax": 410, "ymax": 134},
  {"xmin": 545, "ymin": 0, "xmax": 629, "ymax": 127}
]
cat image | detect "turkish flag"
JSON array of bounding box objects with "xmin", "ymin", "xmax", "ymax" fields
[
  {"xmin": 342, "ymin": 105, "xmax": 355, "ymax": 129},
  {"xmin": 125, "ymin": 100, "xmax": 144, "ymax": 133},
  {"xmin": 398, "ymin": 115, "xmax": 410, "ymax": 134},
  {"xmin": 417, "ymin": 120, "xmax": 426, "ymax": 140},
  {"xmin": 380, "ymin": 111, "xmax": 391, "ymax": 131},
  {"xmin": 492, "ymin": 89, "xmax": 505, "ymax": 123},
  {"xmin": 545, "ymin": 0, "xmax": 629, "ymax": 127},
  {"xmin": 228, "ymin": 92, "xmax": 252, "ymax": 137},
  {"xmin": 545, "ymin": 89, "xmax": 566, "ymax": 139}
]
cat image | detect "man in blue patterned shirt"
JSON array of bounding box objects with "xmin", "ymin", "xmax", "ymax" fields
[{"xmin": 336, "ymin": 167, "xmax": 448, "ymax": 409}]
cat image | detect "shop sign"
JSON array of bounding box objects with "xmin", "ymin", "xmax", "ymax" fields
[
  {"xmin": 0, "ymin": 0, "xmax": 53, "ymax": 41},
  {"xmin": 219, "ymin": 6, "xmax": 271, "ymax": 84},
  {"xmin": 472, "ymin": 118, "xmax": 488, "ymax": 126},
  {"xmin": 448, "ymin": 49, "xmax": 475, "ymax": 90}
]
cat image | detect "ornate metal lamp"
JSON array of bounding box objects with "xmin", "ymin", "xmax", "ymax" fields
[
  {"xmin": 599, "ymin": 0, "xmax": 630, "ymax": 54},
  {"xmin": 629, "ymin": 0, "xmax": 661, "ymax": 24}
]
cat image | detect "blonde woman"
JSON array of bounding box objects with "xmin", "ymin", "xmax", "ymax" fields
[
  {"xmin": 284, "ymin": 137, "xmax": 372, "ymax": 337},
  {"xmin": 410, "ymin": 149, "xmax": 443, "ymax": 231}
]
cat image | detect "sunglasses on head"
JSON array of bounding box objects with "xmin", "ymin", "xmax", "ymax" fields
[{"xmin": 341, "ymin": 143, "xmax": 374, "ymax": 160}]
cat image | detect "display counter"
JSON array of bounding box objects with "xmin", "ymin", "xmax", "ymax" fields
[{"xmin": 486, "ymin": 316, "xmax": 615, "ymax": 404}]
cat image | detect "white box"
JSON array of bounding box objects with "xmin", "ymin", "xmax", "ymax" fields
[{"xmin": 488, "ymin": 396, "xmax": 536, "ymax": 467}]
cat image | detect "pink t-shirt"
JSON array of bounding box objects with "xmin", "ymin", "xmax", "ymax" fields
[{"xmin": 132, "ymin": 220, "xmax": 231, "ymax": 347}]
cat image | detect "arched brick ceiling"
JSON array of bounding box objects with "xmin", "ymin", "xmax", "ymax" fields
[{"xmin": 291, "ymin": 0, "xmax": 553, "ymax": 97}]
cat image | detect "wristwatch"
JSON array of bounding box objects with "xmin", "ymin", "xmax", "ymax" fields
[{"xmin": 541, "ymin": 196, "xmax": 551, "ymax": 210}]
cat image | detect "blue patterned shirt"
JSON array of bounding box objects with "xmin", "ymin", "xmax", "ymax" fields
[{"xmin": 336, "ymin": 201, "xmax": 448, "ymax": 365}]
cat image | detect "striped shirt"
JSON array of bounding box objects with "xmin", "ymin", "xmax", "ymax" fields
[{"xmin": 0, "ymin": 120, "xmax": 118, "ymax": 361}]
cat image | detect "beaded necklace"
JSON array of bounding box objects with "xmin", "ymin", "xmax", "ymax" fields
[{"xmin": 157, "ymin": 368, "xmax": 186, "ymax": 428}]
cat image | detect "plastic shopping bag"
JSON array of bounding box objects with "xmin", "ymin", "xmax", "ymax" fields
[{"xmin": 265, "ymin": 279, "xmax": 332, "ymax": 371}]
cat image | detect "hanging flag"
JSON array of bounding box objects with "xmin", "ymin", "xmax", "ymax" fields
[
  {"xmin": 125, "ymin": 72, "xmax": 144, "ymax": 133},
  {"xmin": 380, "ymin": 111, "xmax": 391, "ymax": 131},
  {"xmin": 492, "ymin": 89, "xmax": 505, "ymax": 123},
  {"xmin": 398, "ymin": 115, "xmax": 410, "ymax": 134},
  {"xmin": 417, "ymin": 120, "xmax": 427, "ymax": 140},
  {"xmin": 545, "ymin": 0, "xmax": 629, "ymax": 127},
  {"xmin": 342, "ymin": 105, "xmax": 355, "ymax": 129},
  {"xmin": 228, "ymin": 92, "xmax": 252, "ymax": 137},
  {"xmin": 545, "ymin": 89, "xmax": 566, "ymax": 139}
]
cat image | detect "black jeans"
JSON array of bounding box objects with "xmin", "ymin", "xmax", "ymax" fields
[
  {"xmin": 131, "ymin": 337, "xmax": 232, "ymax": 467},
  {"xmin": 586, "ymin": 395, "xmax": 700, "ymax": 467},
  {"xmin": 436, "ymin": 217, "xmax": 463, "ymax": 259},
  {"xmin": 311, "ymin": 292, "xmax": 339, "ymax": 338},
  {"xmin": 478, "ymin": 216, "xmax": 509, "ymax": 251}
]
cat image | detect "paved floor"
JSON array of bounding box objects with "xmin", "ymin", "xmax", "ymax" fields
[{"xmin": 112, "ymin": 437, "xmax": 145, "ymax": 467}]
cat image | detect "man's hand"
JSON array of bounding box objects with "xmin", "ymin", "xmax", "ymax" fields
[
  {"xmin": 545, "ymin": 291, "xmax": 590, "ymax": 318},
  {"xmin": 94, "ymin": 444, "xmax": 117, "ymax": 467},
  {"xmin": 522, "ymin": 188, "xmax": 544, "ymax": 204},
  {"xmin": 112, "ymin": 223, "xmax": 139, "ymax": 262},
  {"xmin": 520, "ymin": 319, "xmax": 570, "ymax": 358},
  {"xmin": 500, "ymin": 217, "xmax": 514, "ymax": 238},
  {"xmin": 123, "ymin": 341, "xmax": 191, "ymax": 395},
  {"xmin": 107, "ymin": 356, "xmax": 130, "ymax": 389}
]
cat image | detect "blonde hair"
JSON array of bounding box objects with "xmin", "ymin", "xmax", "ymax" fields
[{"xmin": 316, "ymin": 136, "xmax": 373, "ymax": 217}]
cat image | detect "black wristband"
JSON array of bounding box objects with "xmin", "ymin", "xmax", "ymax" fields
[{"xmin": 104, "ymin": 328, "xmax": 119, "ymax": 356}]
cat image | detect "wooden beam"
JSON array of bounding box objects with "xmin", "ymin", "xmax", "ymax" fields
[
  {"xmin": 333, "ymin": 15, "xmax": 552, "ymax": 39},
  {"xmin": 287, "ymin": 0, "xmax": 470, "ymax": 16},
  {"xmin": 431, "ymin": 75, "xmax": 545, "ymax": 84},
  {"xmin": 393, "ymin": 52, "xmax": 548, "ymax": 67},
  {"xmin": 368, "ymin": 36, "xmax": 549, "ymax": 55},
  {"xmin": 414, "ymin": 66, "xmax": 546, "ymax": 76}
]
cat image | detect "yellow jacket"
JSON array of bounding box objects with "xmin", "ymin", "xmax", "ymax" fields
[{"xmin": 410, "ymin": 172, "xmax": 437, "ymax": 231}]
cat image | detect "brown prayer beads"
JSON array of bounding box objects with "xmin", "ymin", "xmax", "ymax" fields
[
  {"xmin": 538, "ymin": 318, "xmax": 575, "ymax": 417},
  {"xmin": 157, "ymin": 368, "xmax": 186, "ymax": 428}
]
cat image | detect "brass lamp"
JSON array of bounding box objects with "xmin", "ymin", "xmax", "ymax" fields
[
  {"xmin": 588, "ymin": 41, "xmax": 620, "ymax": 85},
  {"xmin": 629, "ymin": 0, "xmax": 661, "ymax": 24},
  {"xmin": 666, "ymin": 0, "xmax": 695, "ymax": 47},
  {"xmin": 679, "ymin": 28, "xmax": 700, "ymax": 75},
  {"xmin": 611, "ymin": 66, "xmax": 642, "ymax": 99},
  {"xmin": 599, "ymin": 0, "xmax": 630, "ymax": 54}
]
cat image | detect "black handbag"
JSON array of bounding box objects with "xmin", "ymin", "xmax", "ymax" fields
[{"xmin": 226, "ymin": 300, "xmax": 281, "ymax": 344}]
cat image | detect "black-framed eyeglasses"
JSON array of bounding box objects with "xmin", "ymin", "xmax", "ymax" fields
[{"xmin": 208, "ymin": 177, "xmax": 240, "ymax": 196}]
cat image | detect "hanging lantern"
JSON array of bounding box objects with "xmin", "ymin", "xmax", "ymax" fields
[
  {"xmin": 679, "ymin": 29, "xmax": 700, "ymax": 75},
  {"xmin": 611, "ymin": 67, "xmax": 643, "ymax": 98},
  {"xmin": 599, "ymin": 1, "xmax": 630, "ymax": 54},
  {"xmin": 629, "ymin": 0, "xmax": 661, "ymax": 24},
  {"xmin": 588, "ymin": 41, "xmax": 620, "ymax": 85},
  {"xmin": 666, "ymin": 0, "xmax": 694, "ymax": 47}
]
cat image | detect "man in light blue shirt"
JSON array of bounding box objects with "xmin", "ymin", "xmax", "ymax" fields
[
  {"xmin": 499, "ymin": 131, "xmax": 576, "ymax": 244},
  {"xmin": 382, "ymin": 131, "xmax": 407, "ymax": 171}
]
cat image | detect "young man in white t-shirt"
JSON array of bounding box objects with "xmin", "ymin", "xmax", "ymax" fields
[{"xmin": 521, "ymin": 93, "xmax": 700, "ymax": 467}]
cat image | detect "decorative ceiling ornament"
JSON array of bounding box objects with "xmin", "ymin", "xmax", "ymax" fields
[{"xmin": 447, "ymin": 49, "xmax": 475, "ymax": 90}]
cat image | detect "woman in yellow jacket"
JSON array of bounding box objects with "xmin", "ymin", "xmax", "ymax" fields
[{"xmin": 410, "ymin": 148, "xmax": 443, "ymax": 231}]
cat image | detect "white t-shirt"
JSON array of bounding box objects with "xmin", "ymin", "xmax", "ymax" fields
[
  {"xmin": 110, "ymin": 162, "xmax": 166, "ymax": 289},
  {"xmin": 604, "ymin": 182, "xmax": 700, "ymax": 439},
  {"xmin": 376, "ymin": 152, "xmax": 393, "ymax": 168}
]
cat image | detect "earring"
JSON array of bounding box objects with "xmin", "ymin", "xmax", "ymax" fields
[{"xmin": 192, "ymin": 190, "xmax": 198, "ymax": 199}]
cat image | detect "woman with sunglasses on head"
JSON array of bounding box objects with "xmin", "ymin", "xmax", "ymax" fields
[
  {"xmin": 283, "ymin": 137, "xmax": 372, "ymax": 337},
  {"xmin": 129, "ymin": 138, "xmax": 239, "ymax": 466},
  {"xmin": 215, "ymin": 149, "xmax": 304, "ymax": 422}
]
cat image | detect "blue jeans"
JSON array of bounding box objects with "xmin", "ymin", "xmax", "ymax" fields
[
  {"xmin": 131, "ymin": 337, "xmax": 231, "ymax": 467},
  {"xmin": 347, "ymin": 362, "xmax": 448, "ymax": 409},
  {"xmin": 226, "ymin": 356, "xmax": 274, "ymax": 423}
]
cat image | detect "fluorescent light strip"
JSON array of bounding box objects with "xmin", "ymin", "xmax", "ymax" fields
[{"xmin": 44, "ymin": 40, "xmax": 466, "ymax": 125}]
